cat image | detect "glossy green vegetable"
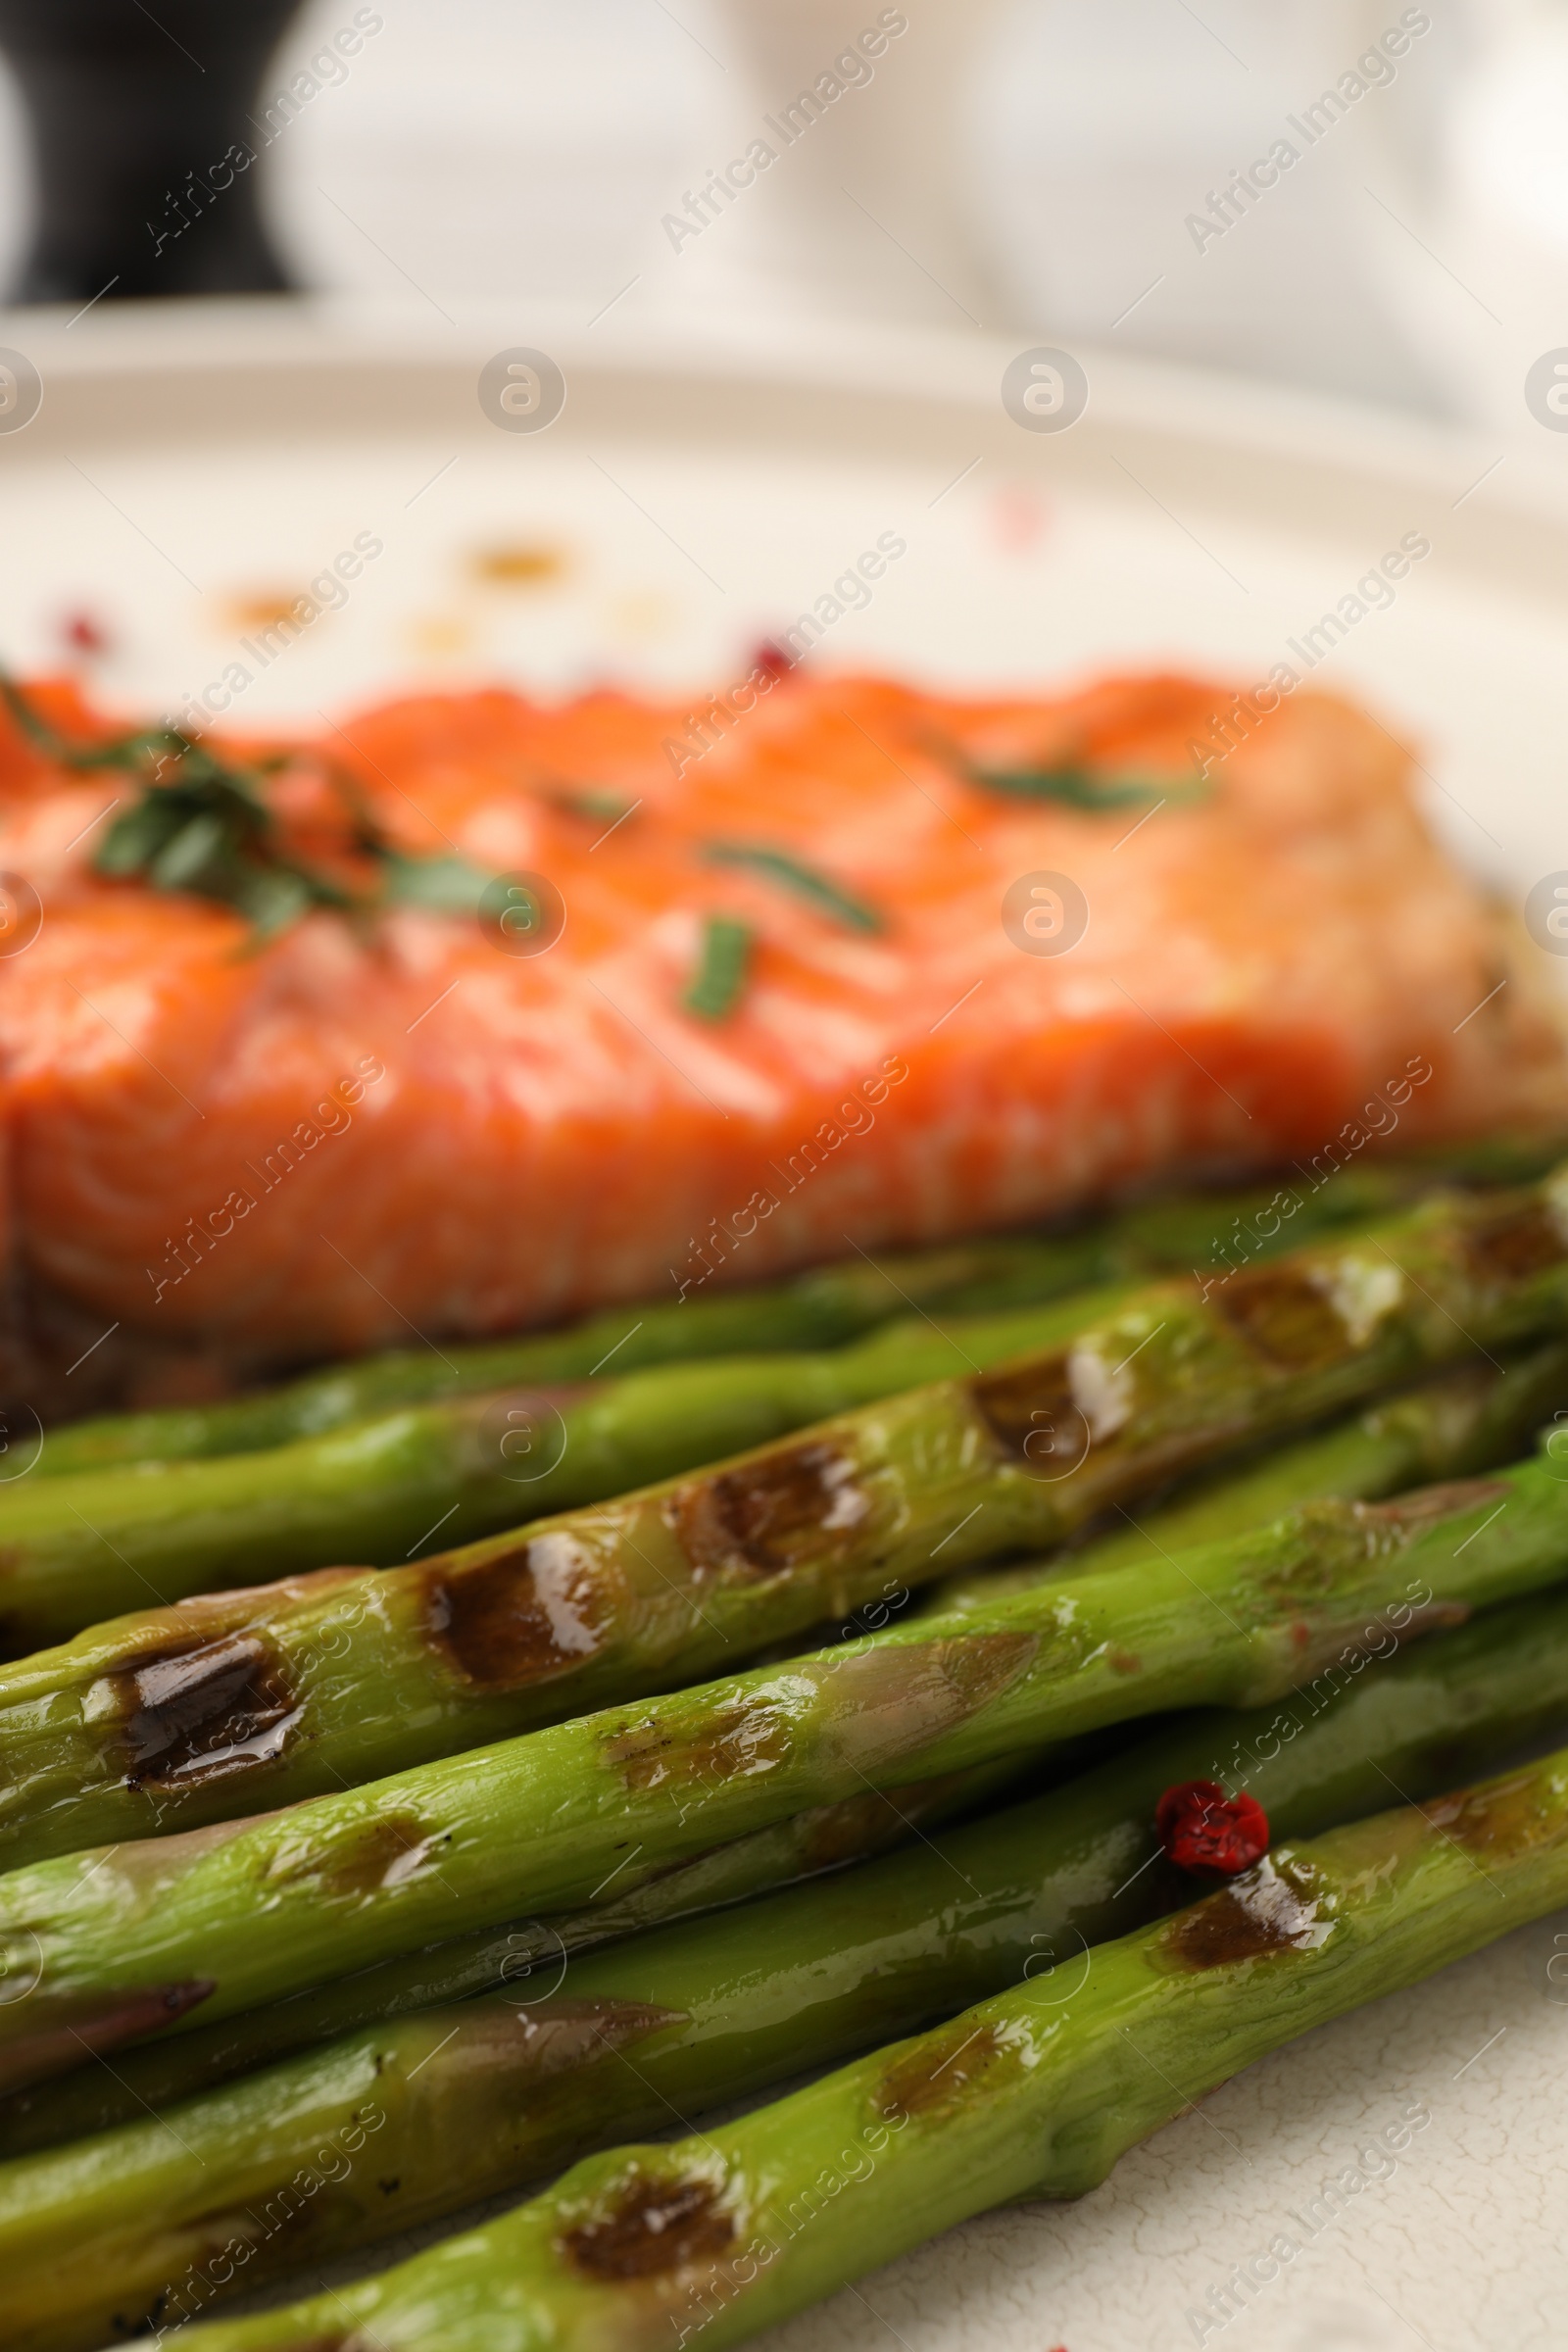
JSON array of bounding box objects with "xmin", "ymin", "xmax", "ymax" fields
[
  {"xmin": 24, "ymin": 1239, "xmax": 1098, "ymax": 1484},
  {"xmin": 8, "ymin": 1174, "xmax": 1568, "ymax": 1863},
  {"xmin": 0, "ymin": 1760, "xmax": 1029, "ymax": 2158},
  {"xmin": 34, "ymin": 1140, "xmax": 1562, "ymax": 1481},
  {"xmin": 4, "ymin": 1448, "xmax": 1568, "ymax": 2095},
  {"xmin": 684, "ymin": 913, "xmax": 754, "ymax": 1019},
  {"xmin": 929, "ymin": 1338, "xmax": 1568, "ymax": 1612},
  {"xmin": 11, "ymin": 1587, "xmax": 1568, "ymax": 2352},
  {"xmin": 27, "ymin": 1247, "xmax": 1110, "ymax": 1487},
  {"xmin": 0, "ymin": 1286, "xmax": 1141, "ymax": 1652},
  {"xmin": 167, "ymin": 1734, "xmax": 1568, "ymax": 2352}
]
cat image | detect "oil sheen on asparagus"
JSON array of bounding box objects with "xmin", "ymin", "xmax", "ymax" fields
[
  {"xmin": 5, "ymin": 1175, "xmax": 1568, "ymax": 1862},
  {"xmin": 929, "ymin": 1338, "xmax": 1568, "ymax": 1612},
  {"xmin": 5, "ymin": 1447, "xmax": 1568, "ymax": 2094},
  {"xmin": 166, "ymin": 1737, "xmax": 1568, "ymax": 2352},
  {"xmin": 0, "ymin": 1761, "xmax": 1031, "ymax": 2157},
  {"xmin": 10, "ymin": 1591, "xmax": 1568, "ymax": 2352},
  {"xmin": 8, "ymin": 1155, "xmax": 1563, "ymax": 1651},
  {"xmin": 0, "ymin": 1287, "xmax": 1143, "ymax": 1648},
  {"xmin": 7, "ymin": 1347, "xmax": 1561, "ymax": 2131}
]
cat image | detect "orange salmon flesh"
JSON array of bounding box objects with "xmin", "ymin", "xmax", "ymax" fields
[{"xmin": 0, "ymin": 667, "xmax": 1562, "ymax": 1407}]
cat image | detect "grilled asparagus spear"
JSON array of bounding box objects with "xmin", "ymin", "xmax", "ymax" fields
[
  {"xmin": 40, "ymin": 1144, "xmax": 1543, "ymax": 1480},
  {"xmin": 5, "ymin": 1174, "xmax": 1568, "ymax": 1865},
  {"xmin": 928, "ymin": 1337, "xmax": 1568, "ymax": 1612},
  {"xmin": 11, "ymin": 1587, "xmax": 1568, "ymax": 2352},
  {"xmin": 0, "ymin": 1761, "xmax": 1030, "ymax": 2158},
  {"xmin": 3, "ymin": 1451, "xmax": 1568, "ymax": 2095},
  {"xmin": 16, "ymin": 1155, "xmax": 1565, "ymax": 1650},
  {"xmin": 164, "ymin": 1735, "xmax": 1568, "ymax": 2352},
  {"xmin": 0, "ymin": 1286, "xmax": 1140, "ymax": 1651},
  {"xmin": 4, "ymin": 1352, "xmax": 1547, "ymax": 2131},
  {"xmin": 30, "ymin": 1232, "xmax": 1092, "ymax": 1478}
]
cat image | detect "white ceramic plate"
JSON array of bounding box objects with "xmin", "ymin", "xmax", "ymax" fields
[{"xmin": 5, "ymin": 298, "xmax": 1568, "ymax": 2352}]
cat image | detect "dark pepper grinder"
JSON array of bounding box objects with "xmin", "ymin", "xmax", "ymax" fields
[{"xmin": 0, "ymin": 0, "xmax": 306, "ymax": 303}]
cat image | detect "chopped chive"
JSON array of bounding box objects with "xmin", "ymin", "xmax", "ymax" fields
[
  {"xmin": 548, "ymin": 786, "xmax": 636, "ymax": 825},
  {"xmin": 684, "ymin": 914, "xmax": 755, "ymax": 1021},
  {"xmin": 0, "ymin": 666, "xmax": 498, "ymax": 942},
  {"xmin": 233, "ymin": 868, "xmax": 315, "ymax": 940},
  {"xmin": 966, "ymin": 761, "xmax": 1208, "ymax": 810},
  {"xmin": 381, "ymin": 851, "xmax": 492, "ymax": 914},
  {"xmin": 149, "ymin": 809, "xmax": 227, "ymax": 891},
  {"xmin": 702, "ymin": 841, "xmax": 884, "ymax": 935}
]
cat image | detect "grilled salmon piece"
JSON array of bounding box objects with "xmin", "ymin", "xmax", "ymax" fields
[{"xmin": 0, "ymin": 668, "xmax": 1561, "ymax": 1397}]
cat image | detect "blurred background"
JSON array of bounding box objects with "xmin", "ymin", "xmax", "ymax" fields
[
  {"xmin": 1, "ymin": 0, "xmax": 1564, "ymax": 905},
  {"xmin": 0, "ymin": 0, "xmax": 1563, "ymax": 428}
]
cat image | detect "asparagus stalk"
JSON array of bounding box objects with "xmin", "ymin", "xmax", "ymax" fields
[
  {"xmin": 0, "ymin": 1285, "xmax": 1141, "ymax": 1652},
  {"xmin": 166, "ymin": 1734, "xmax": 1568, "ymax": 2352},
  {"xmin": 12, "ymin": 1589, "xmax": 1568, "ymax": 2352},
  {"xmin": 41, "ymin": 1142, "xmax": 1548, "ymax": 1481},
  {"xmin": 928, "ymin": 1337, "xmax": 1568, "ymax": 1613},
  {"xmin": 17, "ymin": 1146, "xmax": 1559, "ymax": 1648},
  {"xmin": 7, "ymin": 1170, "xmax": 1568, "ymax": 1866},
  {"xmin": 29, "ymin": 1236, "xmax": 1103, "ymax": 1482},
  {"xmin": 6, "ymin": 1334, "xmax": 1555, "ymax": 1938},
  {"xmin": 24, "ymin": 1375, "xmax": 1564, "ymax": 2160},
  {"xmin": 5, "ymin": 1448, "xmax": 1568, "ymax": 2094},
  {"xmin": 0, "ymin": 1762, "xmax": 1030, "ymax": 2159}
]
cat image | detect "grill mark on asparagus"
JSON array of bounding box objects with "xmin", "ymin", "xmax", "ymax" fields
[
  {"xmin": 967, "ymin": 1350, "xmax": 1080, "ymax": 1463},
  {"xmin": 328, "ymin": 1815, "xmax": 441, "ymax": 1898},
  {"xmin": 878, "ymin": 2018, "xmax": 1012, "ymax": 2119},
  {"xmin": 669, "ymin": 1440, "xmax": 872, "ymax": 1580},
  {"xmin": 606, "ymin": 1698, "xmax": 791, "ymax": 1795},
  {"xmin": 1212, "ymin": 1264, "xmax": 1353, "ymax": 1370},
  {"xmin": 1248, "ymin": 1495, "xmax": 1483, "ymax": 1633},
  {"xmin": 265, "ymin": 1811, "xmax": 444, "ymax": 1901},
  {"xmin": 98, "ymin": 1634, "xmax": 302, "ymax": 1792},
  {"xmin": 1161, "ymin": 1854, "xmax": 1333, "ymax": 1970},
  {"xmin": 1459, "ymin": 1200, "xmax": 1568, "ymax": 1286},
  {"xmin": 482, "ymin": 1997, "xmax": 687, "ymax": 2072},
  {"xmin": 932, "ymin": 1631, "xmax": 1042, "ymax": 1711},
  {"xmin": 1245, "ymin": 1483, "xmax": 1507, "ymax": 1641},
  {"xmin": 1356, "ymin": 1477, "xmax": 1511, "ymax": 1532},
  {"xmin": 1426, "ymin": 1770, "xmax": 1568, "ymax": 1861},
  {"xmin": 796, "ymin": 1776, "xmax": 971, "ymax": 1873},
  {"xmin": 1269, "ymin": 1483, "xmax": 1512, "ymax": 1592},
  {"xmin": 563, "ymin": 2173, "xmax": 735, "ymax": 2278},
  {"xmin": 822, "ymin": 1634, "xmax": 1040, "ymax": 1781},
  {"xmin": 423, "ymin": 1531, "xmax": 608, "ymax": 1690}
]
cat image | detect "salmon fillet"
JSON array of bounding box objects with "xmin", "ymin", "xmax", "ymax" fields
[{"xmin": 0, "ymin": 667, "xmax": 1561, "ymax": 1403}]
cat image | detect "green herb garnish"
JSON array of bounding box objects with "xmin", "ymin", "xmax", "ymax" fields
[
  {"xmin": 2, "ymin": 673, "xmax": 490, "ymax": 939},
  {"xmin": 548, "ymin": 786, "xmax": 637, "ymax": 826},
  {"xmin": 968, "ymin": 763, "xmax": 1174, "ymax": 808},
  {"xmin": 378, "ymin": 852, "xmax": 492, "ymax": 916},
  {"xmin": 702, "ymin": 841, "xmax": 884, "ymax": 936},
  {"xmin": 963, "ymin": 753, "xmax": 1209, "ymax": 811},
  {"xmin": 684, "ymin": 914, "xmax": 754, "ymax": 1021}
]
